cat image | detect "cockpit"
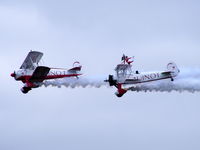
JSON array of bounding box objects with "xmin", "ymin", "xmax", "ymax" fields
[{"xmin": 115, "ymin": 64, "xmax": 132, "ymax": 78}]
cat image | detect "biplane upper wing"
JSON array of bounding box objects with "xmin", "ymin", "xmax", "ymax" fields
[
  {"xmin": 20, "ymin": 51, "xmax": 43, "ymax": 70},
  {"xmin": 115, "ymin": 64, "xmax": 130, "ymax": 71},
  {"xmin": 29, "ymin": 66, "xmax": 50, "ymax": 82}
]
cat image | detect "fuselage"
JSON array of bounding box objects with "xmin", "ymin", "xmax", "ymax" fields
[
  {"xmin": 117, "ymin": 71, "xmax": 175, "ymax": 84},
  {"xmin": 11, "ymin": 68, "xmax": 81, "ymax": 87}
]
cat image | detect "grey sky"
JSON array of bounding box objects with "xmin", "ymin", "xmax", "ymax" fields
[{"xmin": 0, "ymin": 0, "xmax": 200, "ymax": 150}]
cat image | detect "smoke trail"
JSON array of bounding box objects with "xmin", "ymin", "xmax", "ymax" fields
[
  {"xmin": 128, "ymin": 68, "xmax": 200, "ymax": 93},
  {"xmin": 43, "ymin": 68, "xmax": 200, "ymax": 93},
  {"xmin": 43, "ymin": 75, "xmax": 107, "ymax": 88}
]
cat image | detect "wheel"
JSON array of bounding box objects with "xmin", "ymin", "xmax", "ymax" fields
[
  {"xmin": 115, "ymin": 91, "xmax": 125, "ymax": 97},
  {"xmin": 115, "ymin": 93, "xmax": 123, "ymax": 97},
  {"xmin": 21, "ymin": 87, "xmax": 31, "ymax": 94}
]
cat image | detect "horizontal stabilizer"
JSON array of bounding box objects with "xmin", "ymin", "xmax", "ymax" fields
[{"xmin": 68, "ymin": 66, "xmax": 82, "ymax": 74}]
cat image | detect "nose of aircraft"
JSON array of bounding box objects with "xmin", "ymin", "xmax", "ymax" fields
[{"xmin": 11, "ymin": 72, "xmax": 15, "ymax": 77}]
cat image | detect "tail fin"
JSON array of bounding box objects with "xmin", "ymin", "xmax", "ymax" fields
[
  {"xmin": 167, "ymin": 62, "xmax": 180, "ymax": 76},
  {"xmin": 68, "ymin": 62, "xmax": 82, "ymax": 74}
]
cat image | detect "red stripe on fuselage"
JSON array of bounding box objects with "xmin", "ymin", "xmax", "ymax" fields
[
  {"xmin": 122, "ymin": 76, "xmax": 172, "ymax": 84},
  {"xmin": 16, "ymin": 74, "xmax": 82, "ymax": 83},
  {"xmin": 45, "ymin": 74, "xmax": 81, "ymax": 80}
]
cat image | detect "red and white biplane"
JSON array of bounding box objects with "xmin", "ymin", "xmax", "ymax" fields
[
  {"xmin": 105, "ymin": 54, "xmax": 180, "ymax": 97},
  {"xmin": 11, "ymin": 51, "xmax": 82, "ymax": 94}
]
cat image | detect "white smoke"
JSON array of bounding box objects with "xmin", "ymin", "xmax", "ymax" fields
[
  {"xmin": 43, "ymin": 75, "xmax": 107, "ymax": 88},
  {"xmin": 128, "ymin": 68, "xmax": 200, "ymax": 93},
  {"xmin": 43, "ymin": 68, "xmax": 200, "ymax": 93}
]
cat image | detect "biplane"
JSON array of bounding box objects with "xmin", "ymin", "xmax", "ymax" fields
[
  {"xmin": 105, "ymin": 54, "xmax": 180, "ymax": 97},
  {"xmin": 11, "ymin": 51, "xmax": 82, "ymax": 94}
]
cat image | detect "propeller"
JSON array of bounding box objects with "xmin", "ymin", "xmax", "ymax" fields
[{"xmin": 10, "ymin": 71, "xmax": 16, "ymax": 78}]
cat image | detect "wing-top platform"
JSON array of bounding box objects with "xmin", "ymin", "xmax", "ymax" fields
[{"xmin": 20, "ymin": 51, "xmax": 43, "ymax": 70}]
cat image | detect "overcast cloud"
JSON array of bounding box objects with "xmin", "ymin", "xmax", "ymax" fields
[{"xmin": 0, "ymin": 0, "xmax": 200, "ymax": 150}]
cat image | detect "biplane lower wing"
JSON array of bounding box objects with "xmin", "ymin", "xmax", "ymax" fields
[
  {"xmin": 29, "ymin": 66, "xmax": 50, "ymax": 82},
  {"xmin": 161, "ymin": 71, "xmax": 171, "ymax": 75}
]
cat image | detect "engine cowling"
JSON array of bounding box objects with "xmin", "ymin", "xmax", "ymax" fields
[{"xmin": 108, "ymin": 75, "xmax": 117, "ymax": 86}]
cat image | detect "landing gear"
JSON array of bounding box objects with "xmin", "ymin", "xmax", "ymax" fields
[
  {"xmin": 21, "ymin": 87, "xmax": 31, "ymax": 94},
  {"xmin": 105, "ymin": 76, "xmax": 127, "ymax": 97},
  {"xmin": 115, "ymin": 84, "xmax": 127, "ymax": 98},
  {"xmin": 171, "ymin": 78, "xmax": 174, "ymax": 81}
]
